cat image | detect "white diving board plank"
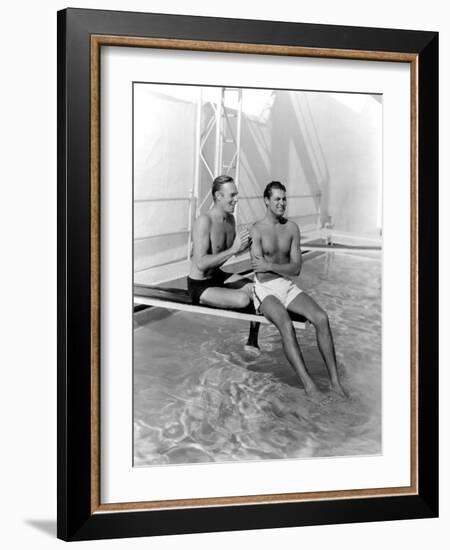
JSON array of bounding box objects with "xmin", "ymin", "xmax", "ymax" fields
[{"xmin": 133, "ymin": 296, "xmax": 306, "ymax": 329}]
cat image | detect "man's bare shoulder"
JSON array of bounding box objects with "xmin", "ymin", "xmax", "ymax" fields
[
  {"xmin": 193, "ymin": 214, "xmax": 213, "ymax": 237},
  {"xmin": 194, "ymin": 213, "xmax": 212, "ymax": 228},
  {"xmin": 250, "ymin": 219, "xmax": 265, "ymax": 236},
  {"xmin": 285, "ymin": 219, "xmax": 300, "ymax": 235}
]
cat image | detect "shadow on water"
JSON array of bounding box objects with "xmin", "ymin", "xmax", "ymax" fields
[{"xmin": 25, "ymin": 519, "xmax": 56, "ymax": 537}]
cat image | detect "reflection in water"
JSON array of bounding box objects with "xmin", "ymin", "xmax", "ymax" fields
[{"xmin": 134, "ymin": 252, "xmax": 381, "ymax": 466}]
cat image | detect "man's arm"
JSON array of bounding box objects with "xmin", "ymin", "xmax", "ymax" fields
[
  {"xmin": 192, "ymin": 215, "xmax": 249, "ymax": 272},
  {"xmin": 250, "ymin": 224, "xmax": 263, "ymax": 260}
]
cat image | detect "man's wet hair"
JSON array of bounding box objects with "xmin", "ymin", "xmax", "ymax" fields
[
  {"xmin": 211, "ymin": 175, "xmax": 234, "ymax": 201},
  {"xmin": 263, "ymin": 181, "xmax": 286, "ymax": 200}
]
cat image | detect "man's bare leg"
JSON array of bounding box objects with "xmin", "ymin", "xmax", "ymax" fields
[
  {"xmin": 287, "ymin": 293, "xmax": 347, "ymax": 398},
  {"xmin": 199, "ymin": 274, "xmax": 255, "ymax": 308},
  {"xmin": 199, "ymin": 287, "xmax": 250, "ymax": 309},
  {"xmin": 225, "ymin": 279, "xmax": 253, "ymax": 298},
  {"xmin": 260, "ymin": 295, "xmax": 323, "ymax": 402}
]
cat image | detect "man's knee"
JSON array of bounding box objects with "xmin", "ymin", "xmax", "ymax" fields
[
  {"xmin": 313, "ymin": 308, "xmax": 329, "ymax": 329},
  {"xmin": 276, "ymin": 314, "xmax": 295, "ymax": 335},
  {"xmin": 235, "ymin": 292, "xmax": 250, "ymax": 309}
]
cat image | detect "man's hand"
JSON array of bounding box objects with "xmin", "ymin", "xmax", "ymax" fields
[
  {"xmin": 251, "ymin": 254, "xmax": 271, "ymax": 273},
  {"xmin": 231, "ymin": 227, "xmax": 250, "ymax": 255}
]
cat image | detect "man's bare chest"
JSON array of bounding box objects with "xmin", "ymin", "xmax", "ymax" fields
[
  {"xmin": 210, "ymin": 222, "xmax": 234, "ymax": 253},
  {"xmin": 260, "ymin": 227, "xmax": 292, "ymax": 256}
]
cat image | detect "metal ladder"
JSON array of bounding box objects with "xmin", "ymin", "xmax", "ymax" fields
[{"xmin": 187, "ymin": 87, "xmax": 244, "ymax": 256}]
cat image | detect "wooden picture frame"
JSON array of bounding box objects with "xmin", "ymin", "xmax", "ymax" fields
[{"xmin": 57, "ymin": 8, "xmax": 438, "ymax": 541}]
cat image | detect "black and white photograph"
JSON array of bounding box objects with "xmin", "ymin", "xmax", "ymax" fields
[
  {"xmin": 133, "ymin": 83, "xmax": 382, "ymax": 467},
  {"xmin": 0, "ymin": 0, "xmax": 444, "ymax": 543}
]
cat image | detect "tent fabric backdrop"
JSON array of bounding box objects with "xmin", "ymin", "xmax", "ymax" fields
[{"xmin": 134, "ymin": 87, "xmax": 197, "ymax": 276}]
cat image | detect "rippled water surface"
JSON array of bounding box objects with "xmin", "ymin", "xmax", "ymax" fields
[{"xmin": 134, "ymin": 252, "xmax": 381, "ymax": 466}]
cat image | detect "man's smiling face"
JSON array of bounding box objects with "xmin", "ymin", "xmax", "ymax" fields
[{"xmin": 265, "ymin": 188, "xmax": 287, "ymax": 218}]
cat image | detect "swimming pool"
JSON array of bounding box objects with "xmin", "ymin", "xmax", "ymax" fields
[{"xmin": 133, "ymin": 250, "xmax": 381, "ymax": 466}]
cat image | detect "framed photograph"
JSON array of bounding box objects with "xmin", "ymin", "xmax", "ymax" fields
[{"xmin": 57, "ymin": 8, "xmax": 438, "ymax": 541}]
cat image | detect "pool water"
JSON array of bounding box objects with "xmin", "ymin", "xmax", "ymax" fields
[{"xmin": 133, "ymin": 251, "xmax": 381, "ymax": 466}]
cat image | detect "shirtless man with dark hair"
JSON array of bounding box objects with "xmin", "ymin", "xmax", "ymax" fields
[
  {"xmin": 251, "ymin": 181, "xmax": 347, "ymax": 401},
  {"xmin": 187, "ymin": 175, "xmax": 252, "ymax": 309}
]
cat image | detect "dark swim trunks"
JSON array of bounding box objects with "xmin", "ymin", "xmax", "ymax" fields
[{"xmin": 187, "ymin": 269, "xmax": 228, "ymax": 305}]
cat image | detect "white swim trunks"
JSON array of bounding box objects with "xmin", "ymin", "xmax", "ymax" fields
[{"xmin": 253, "ymin": 276, "xmax": 302, "ymax": 313}]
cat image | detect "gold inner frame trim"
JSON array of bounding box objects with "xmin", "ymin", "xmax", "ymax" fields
[{"xmin": 90, "ymin": 34, "xmax": 419, "ymax": 514}]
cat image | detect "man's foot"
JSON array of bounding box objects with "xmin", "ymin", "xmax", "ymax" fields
[
  {"xmin": 304, "ymin": 384, "xmax": 333, "ymax": 405},
  {"xmin": 244, "ymin": 344, "xmax": 261, "ymax": 356},
  {"xmin": 330, "ymin": 381, "xmax": 349, "ymax": 400}
]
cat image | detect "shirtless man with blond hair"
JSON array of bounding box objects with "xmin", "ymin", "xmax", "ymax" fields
[
  {"xmin": 251, "ymin": 181, "xmax": 347, "ymax": 401},
  {"xmin": 187, "ymin": 175, "xmax": 252, "ymax": 309}
]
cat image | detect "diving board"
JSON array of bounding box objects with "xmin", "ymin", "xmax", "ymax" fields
[{"xmin": 134, "ymin": 284, "xmax": 307, "ymax": 329}]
